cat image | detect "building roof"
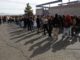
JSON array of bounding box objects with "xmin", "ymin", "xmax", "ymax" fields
[{"xmin": 36, "ymin": 0, "xmax": 62, "ymax": 7}]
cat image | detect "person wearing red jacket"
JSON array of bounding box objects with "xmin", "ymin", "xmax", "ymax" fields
[{"xmin": 63, "ymin": 15, "xmax": 72, "ymax": 40}]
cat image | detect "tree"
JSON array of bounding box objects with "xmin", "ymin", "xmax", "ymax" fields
[{"xmin": 24, "ymin": 3, "xmax": 33, "ymax": 17}]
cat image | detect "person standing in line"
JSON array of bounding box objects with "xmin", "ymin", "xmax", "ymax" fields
[
  {"xmin": 33, "ymin": 16, "xmax": 37, "ymax": 30},
  {"xmin": 27, "ymin": 17, "xmax": 30, "ymax": 31},
  {"xmin": 27, "ymin": 17, "xmax": 32, "ymax": 31},
  {"xmin": 76, "ymin": 16, "xmax": 80, "ymax": 35},
  {"xmin": 21, "ymin": 16, "xmax": 25, "ymax": 28},
  {"xmin": 16, "ymin": 17, "xmax": 20, "ymax": 25},
  {"xmin": 7, "ymin": 16, "xmax": 10, "ymax": 23},
  {"xmin": 8, "ymin": 17, "xmax": 11, "ymax": 23},
  {"xmin": 52, "ymin": 14, "xmax": 61, "ymax": 40},
  {"xmin": 71, "ymin": 16, "xmax": 77, "ymax": 37},
  {"xmin": 30, "ymin": 17, "xmax": 33, "ymax": 31},
  {"xmin": 3, "ymin": 16, "xmax": 6, "ymax": 23},
  {"xmin": 77, "ymin": 17, "xmax": 80, "ymax": 42},
  {"xmin": 48, "ymin": 16, "xmax": 53, "ymax": 37},
  {"xmin": 23, "ymin": 16, "xmax": 27, "ymax": 30},
  {"xmin": 19, "ymin": 17, "xmax": 23, "ymax": 28},
  {"xmin": 11, "ymin": 17, "xmax": 14, "ymax": 23},
  {"xmin": 63, "ymin": 15, "xmax": 72, "ymax": 40},
  {"xmin": 0, "ymin": 17, "xmax": 1, "ymax": 24},
  {"xmin": 58, "ymin": 15, "xmax": 64, "ymax": 34},
  {"xmin": 42, "ymin": 16, "xmax": 49, "ymax": 35},
  {"xmin": 36, "ymin": 16, "xmax": 41, "ymax": 33}
]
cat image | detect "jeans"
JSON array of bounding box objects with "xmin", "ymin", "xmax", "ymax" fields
[{"xmin": 63, "ymin": 27, "xmax": 72, "ymax": 37}]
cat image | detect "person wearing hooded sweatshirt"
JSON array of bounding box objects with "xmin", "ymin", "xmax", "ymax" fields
[
  {"xmin": 52, "ymin": 14, "xmax": 61, "ymax": 40},
  {"xmin": 63, "ymin": 15, "xmax": 72, "ymax": 40}
]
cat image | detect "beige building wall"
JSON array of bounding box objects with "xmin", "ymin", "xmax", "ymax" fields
[{"xmin": 36, "ymin": 9, "xmax": 43, "ymax": 15}]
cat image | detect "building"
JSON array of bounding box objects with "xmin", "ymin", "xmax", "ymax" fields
[{"xmin": 36, "ymin": 0, "xmax": 80, "ymax": 16}]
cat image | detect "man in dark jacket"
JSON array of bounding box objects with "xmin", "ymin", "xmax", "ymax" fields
[
  {"xmin": 3, "ymin": 16, "xmax": 6, "ymax": 23},
  {"xmin": 48, "ymin": 16, "xmax": 53, "ymax": 37},
  {"xmin": 36, "ymin": 16, "xmax": 41, "ymax": 33},
  {"xmin": 23, "ymin": 16, "xmax": 27, "ymax": 29},
  {"xmin": 52, "ymin": 14, "xmax": 61, "ymax": 40}
]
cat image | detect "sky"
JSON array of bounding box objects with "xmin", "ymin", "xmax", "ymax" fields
[{"xmin": 0, "ymin": 0, "xmax": 77, "ymax": 15}]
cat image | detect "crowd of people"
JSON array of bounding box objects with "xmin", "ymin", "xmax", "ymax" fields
[
  {"xmin": 0, "ymin": 14, "xmax": 80, "ymax": 41},
  {"xmin": 0, "ymin": 16, "xmax": 7, "ymax": 24}
]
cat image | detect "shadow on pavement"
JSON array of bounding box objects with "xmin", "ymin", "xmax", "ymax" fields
[
  {"xmin": 10, "ymin": 31, "xmax": 35, "ymax": 40},
  {"xmin": 24, "ymin": 35, "xmax": 44, "ymax": 45},
  {"xmin": 29, "ymin": 37, "xmax": 53, "ymax": 58},
  {"xmin": 29, "ymin": 36, "xmax": 78, "ymax": 58},
  {"xmin": 8, "ymin": 24, "xmax": 79, "ymax": 58},
  {"xmin": 15, "ymin": 32, "xmax": 41, "ymax": 43},
  {"xmin": 52, "ymin": 36, "xmax": 77, "ymax": 52},
  {"xmin": 10, "ymin": 29, "xmax": 25, "ymax": 36}
]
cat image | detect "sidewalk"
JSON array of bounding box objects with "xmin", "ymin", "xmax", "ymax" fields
[
  {"xmin": 0, "ymin": 23, "xmax": 80, "ymax": 60},
  {"xmin": 0, "ymin": 24, "xmax": 29, "ymax": 60}
]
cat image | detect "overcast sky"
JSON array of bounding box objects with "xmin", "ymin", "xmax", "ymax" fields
[{"xmin": 0, "ymin": 0, "xmax": 77, "ymax": 15}]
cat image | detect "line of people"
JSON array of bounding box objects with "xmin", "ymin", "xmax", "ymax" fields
[
  {"xmin": 1, "ymin": 14, "xmax": 80, "ymax": 41},
  {"xmin": 15, "ymin": 14, "xmax": 80, "ymax": 41},
  {"xmin": 0, "ymin": 16, "xmax": 7, "ymax": 24}
]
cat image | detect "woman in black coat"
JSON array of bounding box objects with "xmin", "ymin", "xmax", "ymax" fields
[{"xmin": 36, "ymin": 16, "xmax": 41, "ymax": 33}]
